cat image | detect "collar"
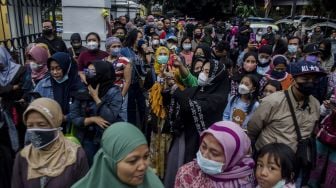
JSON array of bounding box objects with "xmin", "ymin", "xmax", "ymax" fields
[{"xmin": 288, "ymin": 86, "xmax": 310, "ymax": 111}]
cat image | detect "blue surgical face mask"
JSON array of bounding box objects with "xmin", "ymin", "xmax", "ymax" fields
[
  {"xmin": 111, "ymin": 47, "xmax": 121, "ymax": 57},
  {"xmin": 54, "ymin": 62, "xmax": 71, "ymax": 84},
  {"xmin": 55, "ymin": 74, "xmax": 68, "ymax": 83},
  {"xmin": 157, "ymin": 55, "xmax": 169, "ymax": 64},
  {"xmin": 196, "ymin": 150, "xmax": 224, "ymax": 175},
  {"xmin": 288, "ymin": 45, "xmax": 298, "ymax": 53}
]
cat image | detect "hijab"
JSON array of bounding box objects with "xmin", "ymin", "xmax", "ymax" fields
[
  {"xmin": 47, "ymin": 52, "xmax": 83, "ymax": 114},
  {"xmin": 21, "ymin": 98, "xmax": 80, "ymax": 180},
  {"xmin": 0, "ymin": 46, "xmax": 20, "ymax": 86},
  {"xmin": 87, "ymin": 60, "xmax": 116, "ymax": 98},
  {"xmin": 72, "ymin": 122, "xmax": 164, "ymax": 188},
  {"xmin": 29, "ymin": 46, "xmax": 49, "ymax": 82},
  {"xmin": 153, "ymin": 46, "xmax": 170, "ymax": 75},
  {"xmin": 201, "ymin": 121, "xmax": 255, "ymax": 186}
]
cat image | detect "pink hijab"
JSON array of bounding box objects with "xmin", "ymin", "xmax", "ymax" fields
[
  {"xmin": 200, "ymin": 121, "xmax": 255, "ymax": 187},
  {"xmin": 28, "ymin": 46, "xmax": 49, "ymax": 82}
]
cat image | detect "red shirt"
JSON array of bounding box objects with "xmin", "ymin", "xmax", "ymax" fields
[{"xmin": 77, "ymin": 50, "xmax": 109, "ymax": 71}]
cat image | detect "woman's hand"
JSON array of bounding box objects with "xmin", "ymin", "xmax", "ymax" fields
[
  {"xmin": 87, "ymin": 116, "xmax": 110, "ymax": 129},
  {"xmin": 88, "ymin": 84, "xmax": 102, "ymax": 104}
]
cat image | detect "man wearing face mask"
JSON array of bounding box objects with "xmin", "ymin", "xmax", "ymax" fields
[
  {"xmin": 285, "ymin": 36, "xmax": 302, "ymax": 63},
  {"xmin": 68, "ymin": 33, "xmax": 87, "ymax": 61},
  {"xmin": 192, "ymin": 28, "xmax": 203, "ymax": 51},
  {"xmin": 35, "ymin": 20, "xmax": 67, "ymax": 55},
  {"xmin": 256, "ymin": 45, "xmax": 272, "ymax": 76},
  {"xmin": 248, "ymin": 60, "xmax": 327, "ymax": 187},
  {"xmin": 211, "ymin": 41, "xmax": 230, "ymax": 62}
]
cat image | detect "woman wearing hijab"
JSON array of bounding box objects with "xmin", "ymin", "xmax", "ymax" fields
[
  {"xmin": 72, "ymin": 122, "xmax": 164, "ymax": 188},
  {"xmin": 175, "ymin": 121, "xmax": 255, "ymax": 188},
  {"xmin": 70, "ymin": 60, "xmax": 123, "ymax": 165},
  {"xmin": 34, "ymin": 52, "xmax": 83, "ymax": 126},
  {"xmin": 27, "ymin": 45, "xmax": 50, "ymax": 85},
  {"xmin": 0, "ymin": 46, "xmax": 32, "ymax": 188},
  {"xmin": 164, "ymin": 60, "xmax": 230, "ymax": 188},
  {"xmin": 11, "ymin": 98, "xmax": 89, "ymax": 188},
  {"xmin": 265, "ymin": 55, "xmax": 293, "ymax": 90}
]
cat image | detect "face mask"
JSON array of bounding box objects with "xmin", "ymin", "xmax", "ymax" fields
[
  {"xmin": 263, "ymin": 91, "xmax": 272, "ymax": 98},
  {"xmin": 157, "ymin": 55, "xmax": 169, "ymax": 64},
  {"xmin": 270, "ymin": 70, "xmax": 286, "ymax": 79},
  {"xmin": 198, "ymin": 72, "xmax": 208, "ymax": 86},
  {"xmin": 111, "ymin": 47, "xmax": 121, "ymax": 57},
  {"xmin": 257, "ymin": 31, "xmax": 263, "ymax": 35},
  {"xmin": 182, "ymin": 44, "xmax": 192, "ymax": 51},
  {"xmin": 238, "ymin": 84, "xmax": 250, "ymax": 95},
  {"xmin": 87, "ymin": 41, "xmax": 99, "ymax": 50},
  {"xmin": 258, "ymin": 57, "xmax": 270, "ymax": 65},
  {"xmin": 72, "ymin": 43, "xmax": 82, "ymax": 49},
  {"xmin": 273, "ymin": 180, "xmax": 286, "ymax": 188},
  {"xmin": 152, "ymin": 39, "xmax": 160, "ymax": 46},
  {"xmin": 116, "ymin": 35, "xmax": 125, "ymax": 42},
  {"xmin": 195, "ymin": 33, "xmax": 202, "ymax": 38},
  {"xmin": 29, "ymin": 62, "xmax": 43, "ymax": 71},
  {"xmin": 288, "ymin": 45, "xmax": 298, "ymax": 53},
  {"xmin": 193, "ymin": 71, "xmax": 201, "ymax": 78},
  {"xmin": 196, "ymin": 151, "xmax": 224, "ymax": 175},
  {"xmin": 42, "ymin": 29, "xmax": 53, "ymax": 36},
  {"xmin": 306, "ymin": 55, "xmax": 319, "ymax": 63},
  {"xmin": 296, "ymin": 81, "xmax": 316, "ymax": 96},
  {"xmin": 26, "ymin": 128, "xmax": 59, "ymax": 149},
  {"xmin": 54, "ymin": 62, "xmax": 71, "ymax": 84},
  {"xmin": 137, "ymin": 39, "xmax": 145, "ymax": 48}
]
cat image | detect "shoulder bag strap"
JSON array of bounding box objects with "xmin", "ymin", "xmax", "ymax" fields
[{"xmin": 284, "ymin": 90, "xmax": 302, "ymax": 141}]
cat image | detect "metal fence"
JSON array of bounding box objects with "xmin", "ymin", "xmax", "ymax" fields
[{"xmin": 0, "ymin": 0, "xmax": 60, "ymax": 64}]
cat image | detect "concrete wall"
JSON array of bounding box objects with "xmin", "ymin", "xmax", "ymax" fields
[{"xmin": 62, "ymin": 0, "xmax": 111, "ymax": 49}]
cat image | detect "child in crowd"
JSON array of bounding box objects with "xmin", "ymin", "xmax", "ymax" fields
[
  {"xmin": 261, "ymin": 80, "xmax": 282, "ymax": 99},
  {"xmin": 256, "ymin": 143, "xmax": 296, "ymax": 188}
]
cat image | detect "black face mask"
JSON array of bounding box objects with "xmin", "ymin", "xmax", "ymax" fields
[
  {"xmin": 193, "ymin": 71, "xmax": 201, "ymax": 78},
  {"xmin": 86, "ymin": 76, "xmax": 98, "ymax": 88},
  {"xmin": 296, "ymin": 82, "xmax": 316, "ymax": 96},
  {"xmin": 42, "ymin": 29, "xmax": 53, "ymax": 36},
  {"xmin": 27, "ymin": 129, "xmax": 58, "ymax": 149},
  {"xmin": 270, "ymin": 70, "xmax": 286, "ymax": 79}
]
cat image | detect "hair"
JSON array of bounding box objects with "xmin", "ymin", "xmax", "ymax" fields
[
  {"xmin": 288, "ymin": 36, "xmax": 302, "ymax": 46},
  {"xmin": 85, "ymin": 32, "xmax": 101, "ymax": 49},
  {"xmin": 230, "ymin": 74, "xmax": 259, "ymax": 114},
  {"xmin": 216, "ymin": 41, "xmax": 230, "ymax": 52},
  {"xmin": 112, "ymin": 27, "xmax": 127, "ymax": 36},
  {"xmin": 123, "ymin": 29, "xmax": 145, "ymax": 57},
  {"xmin": 319, "ymin": 39, "xmax": 332, "ymax": 60},
  {"xmin": 243, "ymin": 52, "xmax": 259, "ymax": 71},
  {"xmin": 263, "ymin": 80, "xmax": 282, "ymax": 92},
  {"xmin": 257, "ymin": 143, "xmax": 297, "ymax": 183},
  {"xmin": 42, "ymin": 19, "xmax": 54, "ymax": 27}
]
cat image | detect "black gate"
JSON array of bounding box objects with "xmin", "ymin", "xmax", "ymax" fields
[{"xmin": 0, "ymin": 0, "xmax": 61, "ymax": 64}]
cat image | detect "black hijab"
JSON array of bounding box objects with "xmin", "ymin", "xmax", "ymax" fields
[
  {"xmin": 87, "ymin": 60, "xmax": 116, "ymax": 98},
  {"xmin": 47, "ymin": 52, "xmax": 83, "ymax": 114},
  {"xmin": 171, "ymin": 60, "xmax": 230, "ymax": 163}
]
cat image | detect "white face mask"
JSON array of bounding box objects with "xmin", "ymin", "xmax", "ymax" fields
[
  {"xmin": 196, "ymin": 151, "xmax": 224, "ymax": 175},
  {"xmin": 182, "ymin": 43, "xmax": 192, "ymax": 51},
  {"xmin": 87, "ymin": 41, "xmax": 99, "ymax": 50},
  {"xmin": 198, "ymin": 72, "xmax": 208, "ymax": 86},
  {"xmin": 258, "ymin": 57, "xmax": 270, "ymax": 64},
  {"xmin": 238, "ymin": 84, "xmax": 250, "ymax": 95},
  {"xmin": 152, "ymin": 39, "xmax": 160, "ymax": 46},
  {"xmin": 30, "ymin": 62, "xmax": 43, "ymax": 71}
]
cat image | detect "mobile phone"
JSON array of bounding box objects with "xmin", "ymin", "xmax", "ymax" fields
[{"xmin": 250, "ymin": 33, "xmax": 256, "ymax": 43}]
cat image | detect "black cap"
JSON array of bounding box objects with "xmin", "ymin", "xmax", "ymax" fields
[{"xmin": 303, "ymin": 43, "xmax": 320, "ymax": 55}]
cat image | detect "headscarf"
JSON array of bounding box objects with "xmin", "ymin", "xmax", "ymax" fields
[
  {"xmin": 29, "ymin": 46, "xmax": 49, "ymax": 82},
  {"xmin": 87, "ymin": 60, "xmax": 116, "ymax": 98},
  {"xmin": 200, "ymin": 121, "xmax": 254, "ymax": 185},
  {"xmin": 72, "ymin": 122, "xmax": 164, "ymax": 188},
  {"xmin": 0, "ymin": 46, "xmax": 20, "ymax": 86},
  {"xmin": 20, "ymin": 98, "xmax": 80, "ymax": 180},
  {"xmin": 47, "ymin": 52, "xmax": 83, "ymax": 114},
  {"xmin": 154, "ymin": 46, "xmax": 170, "ymax": 75}
]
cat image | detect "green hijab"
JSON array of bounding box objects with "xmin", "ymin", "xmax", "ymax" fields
[{"xmin": 71, "ymin": 122, "xmax": 163, "ymax": 188}]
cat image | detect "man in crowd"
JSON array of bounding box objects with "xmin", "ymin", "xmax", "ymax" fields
[{"xmin": 35, "ymin": 20, "xmax": 67, "ymax": 55}]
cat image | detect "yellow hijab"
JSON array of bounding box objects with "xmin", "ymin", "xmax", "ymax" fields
[{"xmin": 20, "ymin": 98, "xmax": 80, "ymax": 180}]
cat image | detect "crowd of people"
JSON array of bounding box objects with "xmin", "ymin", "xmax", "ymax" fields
[{"xmin": 1, "ymin": 13, "xmax": 336, "ymax": 188}]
